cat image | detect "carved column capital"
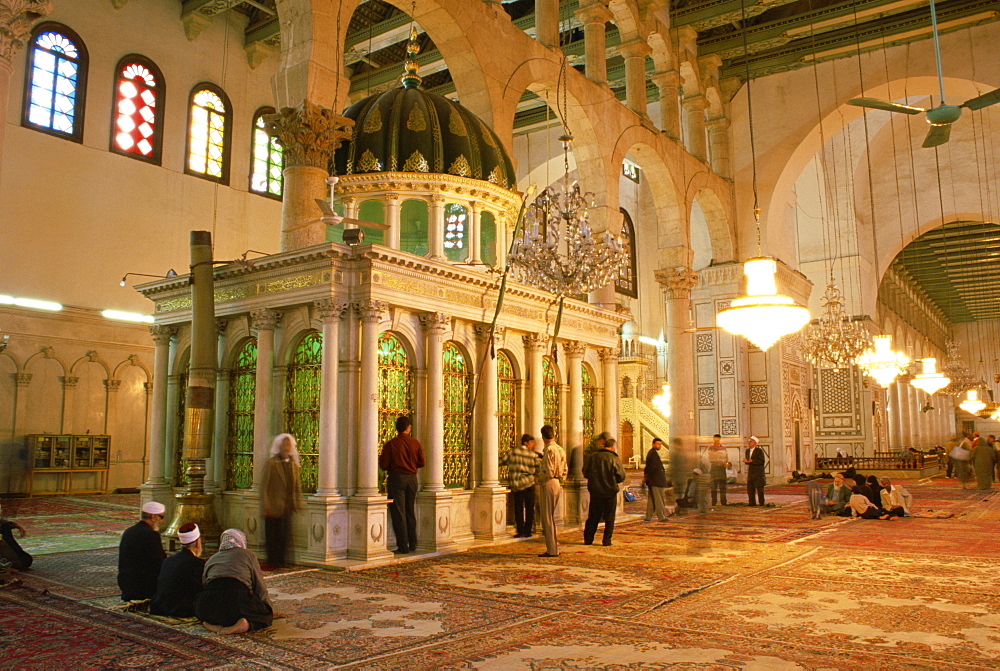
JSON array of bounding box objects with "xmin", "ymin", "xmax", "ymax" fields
[
  {"xmin": 598, "ymin": 347, "xmax": 618, "ymax": 363},
  {"xmin": 250, "ymin": 308, "xmax": 282, "ymax": 331},
  {"xmin": 474, "ymin": 324, "xmax": 505, "ymax": 344},
  {"xmin": 429, "ymin": 194, "xmax": 447, "ymax": 206},
  {"xmin": 105, "ymin": 379, "xmax": 122, "ymax": 392},
  {"xmin": 15, "ymin": 372, "xmax": 31, "ymax": 386},
  {"xmin": 651, "ymin": 69, "xmax": 681, "ymax": 89},
  {"xmin": 682, "ymin": 94, "xmax": 709, "ymax": 111},
  {"xmin": 522, "ymin": 333, "xmax": 548, "ymax": 353},
  {"xmin": 655, "ymin": 267, "xmax": 700, "ymax": 300},
  {"xmin": 62, "ymin": 376, "xmax": 79, "ymax": 388},
  {"xmin": 263, "ymin": 100, "xmax": 354, "ymax": 170},
  {"xmin": 215, "ymin": 318, "xmax": 229, "ymax": 336},
  {"xmin": 419, "ymin": 312, "xmax": 450, "ymax": 334},
  {"xmin": 353, "ymin": 300, "xmax": 387, "ymax": 324},
  {"xmin": 0, "ymin": 0, "xmax": 52, "ymax": 65},
  {"xmin": 618, "ymin": 37, "xmax": 651, "ymax": 60},
  {"xmin": 706, "ymin": 116, "xmax": 730, "ymax": 131},
  {"xmin": 148, "ymin": 324, "xmax": 177, "ymax": 344},
  {"xmin": 562, "ymin": 340, "xmax": 587, "ymax": 359},
  {"xmin": 314, "ymin": 298, "xmax": 349, "ymax": 322}
]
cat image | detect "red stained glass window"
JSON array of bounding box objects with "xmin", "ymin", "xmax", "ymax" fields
[{"xmin": 112, "ymin": 57, "xmax": 162, "ymax": 162}]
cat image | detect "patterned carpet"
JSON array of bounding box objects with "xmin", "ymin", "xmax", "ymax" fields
[{"xmin": 5, "ymin": 482, "xmax": 1000, "ymax": 669}]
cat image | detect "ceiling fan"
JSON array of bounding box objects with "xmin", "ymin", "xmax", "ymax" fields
[
  {"xmin": 309, "ymin": 176, "xmax": 389, "ymax": 244},
  {"xmin": 847, "ymin": 0, "xmax": 1000, "ymax": 148}
]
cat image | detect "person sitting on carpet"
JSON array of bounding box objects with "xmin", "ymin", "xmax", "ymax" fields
[
  {"xmin": 150, "ymin": 522, "xmax": 205, "ymax": 618},
  {"xmin": 118, "ymin": 501, "xmax": 167, "ymax": 602},
  {"xmin": 196, "ymin": 528, "xmax": 273, "ymax": 635},
  {"xmin": 879, "ymin": 478, "xmax": 913, "ymax": 517},
  {"xmin": 0, "ymin": 505, "xmax": 32, "ymax": 573},
  {"xmin": 866, "ymin": 475, "xmax": 883, "ymax": 507},
  {"xmin": 849, "ymin": 486, "xmax": 890, "ymax": 519},
  {"xmin": 805, "ymin": 480, "xmax": 826, "ymax": 519},
  {"xmin": 823, "ymin": 474, "xmax": 852, "ymax": 516}
]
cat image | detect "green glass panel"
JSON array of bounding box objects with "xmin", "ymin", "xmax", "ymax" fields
[
  {"xmin": 496, "ymin": 351, "xmax": 516, "ymax": 484},
  {"xmin": 358, "ymin": 199, "xmax": 385, "ymax": 245},
  {"xmin": 174, "ymin": 364, "xmax": 190, "ymax": 486},
  {"xmin": 444, "ymin": 203, "xmax": 467, "ymax": 263},
  {"xmin": 378, "ymin": 333, "xmax": 413, "ymax": 493},
  {"xmin": 443, "ymin": 342, "xmax": 471, "ymax": 488},
  {"xmin": 283, "ymin": 332, "xmax": 322, "ymax": 493},
  {"xmin": 543, "ymin": 357, "xmax": 560, "ymax": 438},
  {"xmin": 400, "ymin": 199, "xmax": 428, "ymax": 256},
  {"xmin": 325, "ymin": 202, "xmax": 346, "ymax": 243},
  {"xmin": 226, "ymin": 339, "xmax": 257, "ymax": 490},
  {"xmin": 480, "ymin": 210, "xmax": 497, "ymax": 267},
  {"xmin": 582, "ymin": 366, "xmax": 596, "ymax": 444}
]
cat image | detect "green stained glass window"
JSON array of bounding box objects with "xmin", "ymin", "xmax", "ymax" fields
[
  {"xmin": 358, "ymin": 199, "xmax": 386, "ymax": 245},
  {"xmin": 480, "ymin": 210, "xmax": 497, "ymax": 267},
  {"xmin": 543, "ymin": 356, "xmax": 560, "ymax": 437},
  {"xmin": 443, "ymin": 342, "xmax": 472, "ymax": 488},
  {"xmin": 497, "ymin": 350, "xmax": 517, "ymax": 484},
  {"xmin": 582, "ymin": 365, "xmax": 596, "ymax": 443},
  {"xmin": 226, "ymin": 339, "xmax": 257, "ymax": 490},
  {"xmin": 250, "ymin": 107, "xmax": 282, "ymax": 198},
  {"xmin": 284, "ymin": 332, "xmax": 322, "ymax": 493},
  {"xmin": 174, "ymin": 361, "xmax": 190, "ymax": 486},
  {"xmin": 400, "ymin": 199, "xmax": 428, "ymax": 256},
  {"xmin": 378, "ymin": 333, "xmax": 413, "ymax": 492}
]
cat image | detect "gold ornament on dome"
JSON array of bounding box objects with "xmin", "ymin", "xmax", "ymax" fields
[
  {"xmin": 478, "ymin": 119, "xmax": 498, "ymax": 148},
  {"xmin": 449, "ymin": 111, "xmax": 468, "ymax": 137},
  {"xmin": 363, "ymin": 111, "xmax": 383, "ymax": 134},
  {"xmin": 406, "ymin": 106, "xmax": 427, "ymax": 132},
  {"xmin": 449, "ymin": 154, "xmax": 471, "ymax": 177},
  {"xmin": 357, "ymin": 149, "xmax": 382, "ymax": 173},
  {"xmin": 487, "ymin": 165, "xmax": 507, "ymax": 188},
  {"xmin": 402, "ymin": 150, "xmax": 429, "ymax": 172}
]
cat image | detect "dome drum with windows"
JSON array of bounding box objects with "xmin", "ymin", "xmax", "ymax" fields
[{"xmin": 330, "ymin": 27, "xmax": 521, "ymax": 265}]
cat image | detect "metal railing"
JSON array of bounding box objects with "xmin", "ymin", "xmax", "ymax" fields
[{"xmin": 816, "ymin": 453, "xmax": 945, "ymax": 471}]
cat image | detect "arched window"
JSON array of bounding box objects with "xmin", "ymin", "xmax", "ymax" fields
[
  {"xmin": 582, "ymin": 365, "xmax": 596, "ymax": 442},
  {"xmin": 186, "ymin": 83, "xmax": 231, "ymax": 183},
  {"xmin": 226, "ymin": 339, "xmax": 257, "ymax": 490},
  {"xmin": 110, "ymin": 55, "xmax": 164, "ymax": 163},
  {"xmin": 497, "ymin": 350, "xmax": 517, "ymax": 484},
  {"xmin": 378, "ymin": 333, "xmax": 414, "ymax": 492},
  {"xmin": 358, "ymin": 200, "xmax": 386, "ymax": 245},
  {"xmin": 480, "ymin": 211, "xmax": 497, "ymax": 267},
  {"xmin": 400, "ymin": 199, "xmax": 429, "ymax": 256},
  {"xmin": 616, "ymin": 208, "xmax": 638, "ymax": 298},
  {"xmin": 22, "ymin": 23, "xmax": 88, "ymax": 142},
  {"xmin": 542, "ymin": 356, "xmax": 560, "ymax": 436},
  {"xmin": 284, "ymin": 332, "xmax": 322, "ymax": 492},
  {"xmin": 444, "ymin": 203, "xmax": 468, "ymax": 262},
  {"xmin": 250, "ymin": 107, "xmax": 282, "ymax": 198},
  {"xmin": 443, "ymin": 342, "xmax": 472, "ymax": 488}
]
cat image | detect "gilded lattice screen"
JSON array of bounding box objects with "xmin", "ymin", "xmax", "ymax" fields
[
  {"xmin": 226, "ymin": 339, "xmax": 257, "ymax": 490},
  {"xmin": 284, "ymin": 332, "xmax": 322, "ymax": 493},
  {"xmin": 378, "ymin": 333, "xmax": 413, "ymax": 492},
  {"xmin": 543, "ymin": 357, "xmax": 560, "ymax": 437},
  {"xmin": 443, "ymin": 342, "xmax": 472, "ymax": 488},
  {"xmin": 497, "ymin": 351, "xmax": 517, "ymax": 484},
  {"xmin": 582, "ymin": 365, "xmax": 595, "ymax": 442}
]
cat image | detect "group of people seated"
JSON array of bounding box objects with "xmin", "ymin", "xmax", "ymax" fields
[
  {"xmin": 808, "ymin": 472, "xmax": 912, "ymax": 520},
  {"xmin": 118, "ymin": 501, "xmax": 274, "ymax": 635}
]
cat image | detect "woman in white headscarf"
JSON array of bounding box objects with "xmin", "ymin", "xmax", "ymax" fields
[
  {"xmin": 195, "ymin": 529, "xmax": 273, "ymax": 634},
  {"xmin": 261, "ymin": 433, "xmax": 304, "ymax": 569}
]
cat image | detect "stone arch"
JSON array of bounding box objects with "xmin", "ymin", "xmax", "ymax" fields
[
  {"xmin": 0, "ymin": 349, "xmax": 23, "ymax": 374},
  {"xmin": 112, "ymin": 354, "xmax": 151, "ymax": 382},
  {"xmin": 70, "ymin": 351, "xmax": 112, "ymax": 378},
  {"xmin": 383, "ymin": 318, "xmax": 421, "ymax": 365},
  {"xmin": 496, "ymin": 346, "xmax": 523, "ymax": 381},
  {"xmin": 614, "ymin": 137, "xmax": 684, "ymax": 242},
  {"xmin": 24, "ymin": 347, "xmax": 68, "ymax": 377},
  {"xmin": 607, "ymin": 0, "xmax": 645, "ymax": 42},
  {"xmin": 687, "ymin": 183, "xmax": 735, "ymax": 268},
  {"xmin": 222, "ymin": 316, "xmax": 254, "ymax": 365}
]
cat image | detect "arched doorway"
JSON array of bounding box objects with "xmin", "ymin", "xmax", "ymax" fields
[{"xmin": 620, "ymin": 420, "xmax": 634, "ymax": 464}]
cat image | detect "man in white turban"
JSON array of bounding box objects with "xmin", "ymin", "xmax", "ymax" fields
[{"xmin": 117, "ymin": 501, "xmax": 166, "ymax": 601}]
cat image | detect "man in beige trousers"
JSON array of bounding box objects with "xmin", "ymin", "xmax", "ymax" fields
[{"xmin": 537, "ymin": 424, "xmax": 567, "ymax": 557}]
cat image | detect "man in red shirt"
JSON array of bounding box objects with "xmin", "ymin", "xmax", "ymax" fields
[{"xmin": 379, "ymin": 415, "xmax": 425, "ymax": 554}]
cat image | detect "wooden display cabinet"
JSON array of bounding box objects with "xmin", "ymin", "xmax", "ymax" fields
[{"xmin": 25, "ymin": 434, "xmax": 111, "ymax": 496}]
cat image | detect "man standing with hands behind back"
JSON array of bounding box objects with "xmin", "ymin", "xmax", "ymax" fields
[
  {"xmin": 743, "ymin": 436, "xmax": 766, "ymax": 507},
  {"xmin": 643, "ymin": 437, "xmax": 668, "ymax": 522},
  {"xmin": 379, "ymin": 415, "xmax": 425, "ymax": 554},
  {"xmin": 537, "ymin": 425, "xmax": 567, "ymax": 558}
]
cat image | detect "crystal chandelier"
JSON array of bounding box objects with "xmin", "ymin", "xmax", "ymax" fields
[
  {"xmin": 911, "ymin": 357, "xmax": 950, "ymax": 395},
  {"xmin": 959, "ymin": 388, "xmax": 986, "ymax": 414},
  {"xmin": 716, "ymin": 257, "xmax": 810, "ymax": 351},
  {"xmin": 940, "ymin": 339, "xmax": 979, "ymax": 396},
  {"xmin": 857, "ymin": 335, "xmax": 910, "ymax": 386},
  {"xmin": 801, "ymin": 283, "xmax": 870, "ymax": 367}
]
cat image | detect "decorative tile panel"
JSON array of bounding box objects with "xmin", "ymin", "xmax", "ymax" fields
[
  {"xmin": 697, "ymin": 386, "xmax": 715, "ymax": 407},
  {"xmin": 721, "ymin": 418, "xmax": 738, "ymax": 435},
  {"xmin": 820, "ymin": 367, "xmax": 852, "ymax": 413},
  {"xmin": 696, "ymin": 333, "xmax": 714, "ymax": 353},
  {"xmin": 749, "ymin": 384, "xmax": 768, "ymax": 405},
  {"xmin": 720, "ymin": 359, "xmax": 735, "ymax": 375}
]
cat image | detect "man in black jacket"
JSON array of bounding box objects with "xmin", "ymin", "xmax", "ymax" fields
[
  {"xmin": 150, "ymin": 522, "xmax": 205, "ymax": 617},
  {"xmin": 582, "ymin": 437, "xmax": 626, "ymax": 546},
  {"xmin": 743, "ymin": 436, "xmax": 767, "ymax": 506},
  {"xmin": 118, "ymin": 501, "xmax": 166, "ymax": 601},
  {"xmin": 642, "ymin": 437, "xmax": 668, "ymax": 521}
]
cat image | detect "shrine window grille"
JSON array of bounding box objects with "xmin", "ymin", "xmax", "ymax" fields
[
  {"xmin": 226, "ymin": 339, "xmax": 257, "ymax": 490},
  {"xmin": 22, "ymin": 23, "xmax": 88, "ymax": 142},
  {"xmin": 378, "ymin": 332, "xmax": 414, "ymax": 492},
  {"xmin": 173, "ymin": 356, "xmax": 190, "ymax": 486},
  {"xmin": 249, "ymin": 107, "xmax": 283, "ymax": 199},
  {"xmin": 186, "ymin": 83, "xmax": 232, "ymax": 184},
  {"xmin": 497, "ymin": 350, "xmax": 517, "ymax": 484},
  {"xmin": 582, "ymin": 365, "xmax": 596, "ymax": 443},
  {"xmin": 443, "ymin": 341, "xmax": 472, "ymax": 488},
  {"xmin": 543, "ymin": 356, "xmax": 561, "ymax": 438},
  {"xmin": 284, "ymin": 332, "xmax": 322, "ymax": 493},
  {"xmin": 109, "ymin": 55, "xmax": 164, "ymax": 164}
]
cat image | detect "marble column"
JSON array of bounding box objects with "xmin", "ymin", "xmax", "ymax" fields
[
  {"xmin": 496, "ymin": 212, "xmax": 509, "ymax": 268},
  {"xmin": 683, "ymin": 95, "xmax": 709, "ymax": 161},
  {"xmin": 656, "ymin": 268, "xmax": 699, "ymax": 449},
  {"xmin": 468, "ymin": 201, "xmax": 482, "ymax": 264},
  {"xmin": 428, "ymin": 195, "xmax": 446, "ymax": 261},
  {"xmin": 906, "ymin": 384, "xmax": 922, "ymax": 450},
  {"xmin": 60, "ymin": 376, "xmax": 78, "ymax": 434},
  {"xmin": 619, "ymin": 39, "xmax": 651, "ymax": 117},
  {"xmin": 563, "ymin": 341, "xmax": 588, "ymax": 526},
  {"xmin": 250, "ymin": 309, "xmax": 281, "ymax": 490},
  {"xmin": 0, "ymin": 1, "xmax": 52, "ymax": 188},
  {"xmin": 523, "ymin": 333, "xmax": 547, "ymax": 435},
  {"xmin": 574, "ymin": 1, "xmax": 612, "ymax": 86},
  {"xmin": 143, "ymin": 327, "xmax": 175, "ymax": 489},
  {"xmin": 347, "ymin": 299, "xmax": 390, "ymax": 561},
  {"xmin": 384, "ymin": 193, "xmax": 401, "ymax": 249},
  {"xmin": 534, "ymin": 0, "xmax": 559, "ymax": 48},
  {"xmin": 263, "ymin": 101, "xmax": 354, "ymax": 251},
  {"xmin": 472, "ymin": 324, "xmax": 507, "ymax": 540},
  {"xmin": 651, "ymin": 70, "xmax": 681, "ymax": 139},
  {"xmin": 600, "ymin": 348, "xmax": 619, "ymax": 440},
  {"xmin": 12, "ymin": 373, "xmax": 31, "ymax": 493},
  {"xmin": 706, "ymin": 115, "xmax": 732, "ymax": 179},
  {"xmin": 896, "ymin": 380, "xmax": 911, "ymax": 450},
  {"xmin": 887, "ymin": 382, "xmax": 902, "ymax": 451}
]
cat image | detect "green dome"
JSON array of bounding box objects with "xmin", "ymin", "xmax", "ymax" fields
[{"xmin": 332, "ymin": 85, "xmax": 516, "ymax": 190}]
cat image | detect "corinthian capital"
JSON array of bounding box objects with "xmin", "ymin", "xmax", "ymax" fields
[
  {"xmin": 522, "ymin": 333, "xmax": 548, "ymax": 353},
  {"xmin": 353, "ymin": 300, "xmax": 387, "ymax": 324},
  {"xmin": 474, "ymin": 323, "xmax": 504, "ymax": 344},
  {"xmin": 562, "ymin": 341, "xmax": 586, "ymax": 360},
  {"xmin": 314, "ymin": 298, "xmax": 349, "ymax": 322},
  {"xmin": 263, "ymin": 101, "xmax": 355, "ymax": 169},
  {"xmin": 0, "ymin": 0, "xmax": 51, "ymax": 64},
  {"xmin": 419, "ymin": 312, "xmax": 450, "ymax": 334},
  {"xmin": 655, "ymin": 267, "xmax": 700, "ymax": 300},
  {"xmin": 148, "ymin": 324, "xmax": 177, "ymax": 344},
  {"xmin": 250, "ymin": 308, "xmax": 282, "ymax": 331}
]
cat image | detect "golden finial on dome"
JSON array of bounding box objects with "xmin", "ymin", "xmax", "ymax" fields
[{"xmin": 401, "ymin": 25, "xmax": 423, "ymax": 89}]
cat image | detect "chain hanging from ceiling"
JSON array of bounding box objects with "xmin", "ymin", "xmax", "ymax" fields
[{"xmin": 801, "ymin": 283, "xmax": 871, "ymax": 367}]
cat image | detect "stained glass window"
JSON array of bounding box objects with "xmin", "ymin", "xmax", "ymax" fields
[
  {"xmin": 250, "ymin": 107, "xmax": 282, "ymax": 198},
  {"xmin": 401, "ymin": 199, "xmax": 429, "ymax": 256},
  {"xmin": 378, "ymin": 333, "xmax": 413, "ymax": 492},
  {"xmin": 187, "ymin": 84, "xmax": 230, "ymax": 182},
  {"xmin": 543, "ymin": 356, "xmax": 561, "ymax": 437},
  {"xmin": 480, "ymin": 211, "xmax": 497, "ymax": 267},
  {"xmin": 358, "ymin": 199, "xmax": 385, "ymax": 245},
  {"xmin": 111, "ymin": 56, "xmax": 162, "ymax": 162},
  {"xmin": 23, "ymin": 24, "xmax": 87, "ymax": 141},
  {"xmin": 444, "ymin": 203, "xmax": 467, "ymax": 262},
  {"xmin": 497, "ymin": 351, "xmax": 517, "ymax": 484},
  {"xmin": 284, "ymin": 332, "xmax": 322, "ymax": 493},
  {"xmin": 582, "ymin": 365, "xmax": 596, "ymax": 442},
  {"xmin": 443, "ymin": 342, "xmax": 472, "ymax": 488},
  {"xmin": 616, "ymin": 208, "xmax": 638, "ymax": 298},
  {"xmin": 226, "ymin": 339, "xmax": 257, "ymax": 490}
]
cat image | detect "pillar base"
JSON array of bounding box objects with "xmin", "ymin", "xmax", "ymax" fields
[
  {"xmin": 471, "ymin": 485, "xmax": 509, "ymax": 540},
  {"xmin": 347, "ymin": 495, "xmax": 392, "ymax": 561},
  {"xmin": 563, "ymin": 480, "xmax": 589, "ymax": 527},
  {"xmin": 232, "ymin": 491, "xmax": 265, "ymax": 552},
  {"xmin": 416, "ymin": 489, "xmax": 458, "ymax": 552},
  {"xmin": 301, "ymin": 495, "xmax": 349, "ymax": 564}
]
